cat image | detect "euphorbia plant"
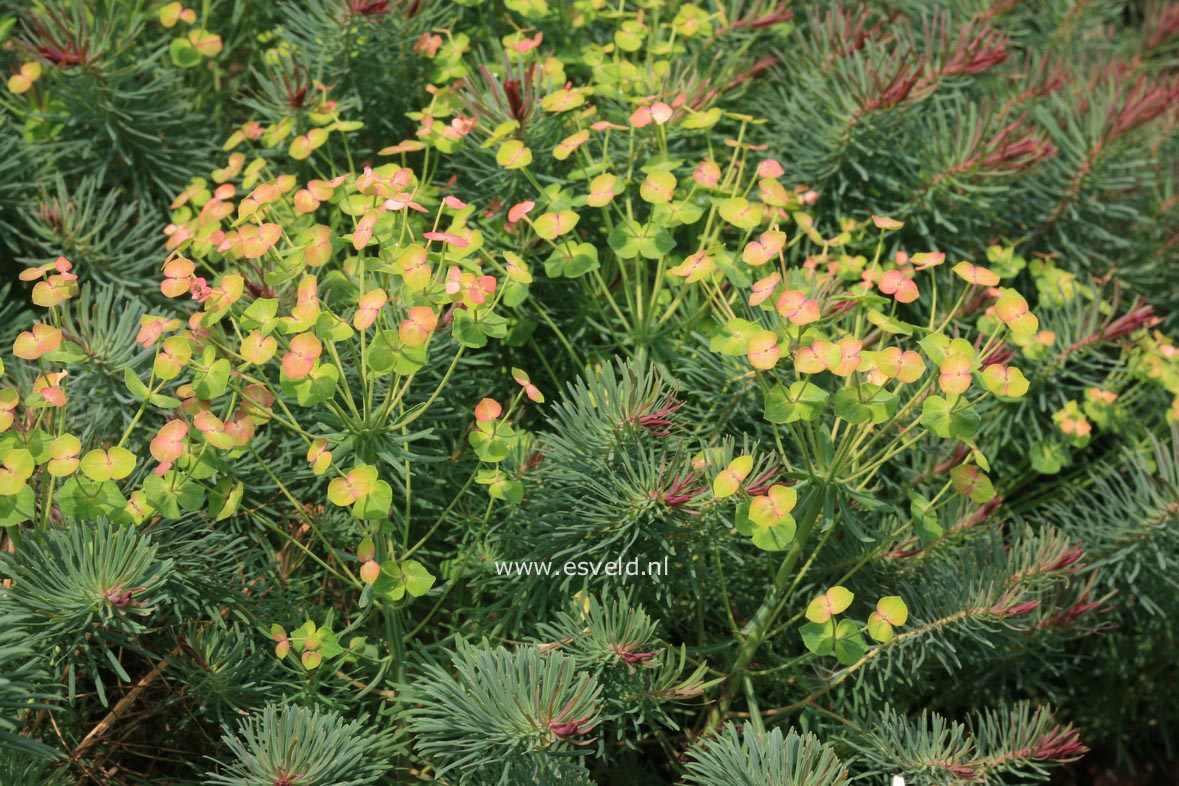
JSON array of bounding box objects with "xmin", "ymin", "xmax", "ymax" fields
[
  {"xmin": 687, "ymin": 203, "xmax": 1078, "ymax": 726},
  {"xmin": 390, "ymin": 0, "xmax": 797, "ymax": 363},
  {"xmin": 153, "ymin": 109, "xmax": 533, "ymax": 657}
]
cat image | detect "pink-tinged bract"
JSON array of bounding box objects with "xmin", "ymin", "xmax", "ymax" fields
[
  {"xmin": 151, "ymin": 420, "xmax": 189, "ymax": 463},
  {"xmin": 758, "ymin": 159, "xmax": 785, "ymax": 179},
  {"xmin": 507, "ymin": 201, "xmax": 536, "ymax": 223},
  {"xmin": 749, "ymin": 274, "xmax": 781, "ymax": 306},
  {"xmin": 878, "ymin": 269, "xmax": 918, "ymax": 303},
  {"xmin": 776, "ymin": 290, "xmax": 820, "ymax": 325}
]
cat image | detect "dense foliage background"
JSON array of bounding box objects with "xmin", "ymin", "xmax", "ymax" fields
[{"xmin": 0, "ymin": 1, "xmax": 1176, "ymax": 784}]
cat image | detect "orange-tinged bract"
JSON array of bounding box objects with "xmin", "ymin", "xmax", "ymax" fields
[
  {"xmin": 993, "ymin": 288, "xmax": 1039, "ymax": 336},
  {"xmin": 279, "ymin": 276, "xmax": 320, "ymax": 332},
  {"xmin": 282, "ymin": 333, "xmax": 322, "ymax": 379},
  {"xmin": 32, "ymin": 372, "xmax": 68, "ymax": 408},
  {"xmin": 640, "ymin": 171, "xmax": 676, "ymax": 205},
  {"xmin": 746, "ymin": 330, "xmax": 780, "ymax": 370},
  {"xmin": 293, "ymin": 188, "xmax": 320, "ymax": 214},
  {"xmin": 31, "ymin": 263, "xmax": 80, "ymax": 308},
  {"xmin": 354, "ymin": 289, "xmax": 388, "ymax": 330},
  {"xmin": 511, "ymin": 368, "xmax": 544, "ymax": 403},
  {"xmin": 871, "ymin": 215, "xmax": 903, "ymax": 230},
  {"xmin": 828, "ymin": 338, "xmax": 863, "ymax": 377},
  {"xmin": 795, "ymin": 342, "xmax": 829, "ymax": 374},
  {"xmin": 424, "ymin": 231, "xmax": 470, "ymax": 248},
  {"xmin": 938, "ymin": 353, "xmax": 973, "ymax": 396},
  {"xmin": 13, "ymin": 324, "xmax": 62, "ymax": 360},
  {"xmin": 400, "ymin": 307, "xmax": 438, "ymax": 347},
  {"xmin": 742, "ymin": 230, "xmax": 787, "ymax": 266},
  {"xmin": 1087, "ymin": 387, "xmax": 1118, "ymax": 405},
  {"xmin": 758, "ymin": 159, "xmax": 785, "ymax": 179},
  {"xmin": 910, "ymin": 251, "xmax": 946, "ymax": 270},
  {"xmin": 953, "ymin": 261, "xmax": 1001, "ymax": 287},
  {"xmin": 301, "ymin": 225, "xmax": 333, "ymax": 267},
  {"xmin": 398, "ymin": 245, "xmax": 431, "ymax": 290},
  {"xmin": 155, "ymin": 336, "xmax": 193, "ymax": 380},
  {"xmin": 874, "ymin": 347, "xmax": 926, "ymax": 383},
  {"xmin": 1054, "ymin": 402, "xmax": 1092, "ymax": 440},
  {"xmin": 951, "ymin": 465, "xmax": 996, "ymax": 503},
  {"xmin": 693, "ymin": 160, "xmax": 721, "ymax": 188},
  {"xmin": 137, "ymin": 315, "xmax": 182, "ymax": 348},
  {"xmin": 553, "ymin": 129, "xmax": 589, "ymax": 160},
  {"xmin": 0, "ymin": 391, "xmax": 18, "ymax": 433},
  {"xmin": 241, "ymin": 331, "xmax": 278, "ymax": 365},
  {"xmin": 237, "ymin": 224, "xmax": 282, "ymax": 258},
  {"xmin": 360, "ymin": 560, "xmax": 381, "ymax": 584},
  {"xmin": 203, "ymin": 274, "xmax": 244, "ymax": 312},
  {"xmin": 161, "ymin": 258, "xmax": 197, "ymax": 297},
  {"xmin": 507, "ymin": 201, "xmax": 535, "ymax": 223},
  {"xmin": 668, "ymin": 251, "xmax": 714, "ymax": 283},
  {"xmin": 532, "ymin": 211, "xmax": 579, "ymax": 240},
  {"xmin": 496, "ymin": 139, "xmax": 533, "ymax": 169},
  {"xmin": 352, "ymin": 212, "xmax": 377, "ymax": 250},
  {"xmin": 868, "ymin": 597, "xmax": 910, "ymax": 642},
  {"xmin": 474, "ymin": 398, "xmax": 502, "ymax": 423}
]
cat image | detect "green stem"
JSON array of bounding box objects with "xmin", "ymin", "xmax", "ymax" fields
[
  {"xmin": 706, "ymin": 488, "xmax": 826, "ymax": 730},
  {"xmin": 247, "ymin": 445, "xmax": 361, "ymax": 588},
  {"xmin": 392, "ymin": 346, "xmax": 465, "ymax": 429}
]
